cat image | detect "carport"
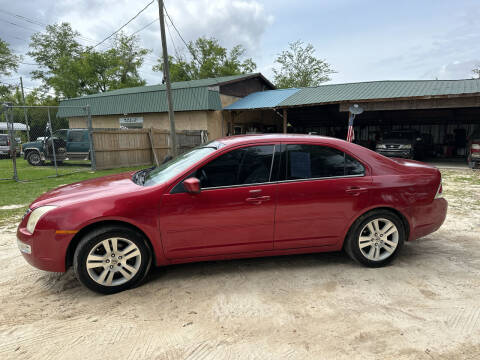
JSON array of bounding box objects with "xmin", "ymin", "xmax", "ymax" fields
[{"xmin": 224, "ymin": 79, "xmax": 480, "ymax": 160}]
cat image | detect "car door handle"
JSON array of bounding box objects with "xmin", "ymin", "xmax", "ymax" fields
[
  {"xmin": 345, "ymin": 187, "xmax": 368, "ymax": 196},
  {"xmin": 245, "ymin": 195, "xmax": 271, "ymax": 204}
]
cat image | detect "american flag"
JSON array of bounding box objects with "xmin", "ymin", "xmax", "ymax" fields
[{"xmin": 346, "ymin": 113, "xmax": 355, "ymax": 142}]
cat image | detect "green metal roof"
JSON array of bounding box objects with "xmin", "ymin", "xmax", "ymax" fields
[
  {"xmin": 58, "ymin": 73, "xmax": 264, "ymax": 117},
  {"xmin": 278, "ymin": 79, "xmax": 480, "ymax": 107}
]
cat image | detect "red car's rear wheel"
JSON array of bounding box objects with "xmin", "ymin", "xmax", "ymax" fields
[{"xmin": 345, "ymin": 210, "xmax": 406, "ymax": 267}]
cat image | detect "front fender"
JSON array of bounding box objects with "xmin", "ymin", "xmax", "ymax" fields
[{"xmin": 23, "ymin": 147, "xmax": 43, "ymax": 159}]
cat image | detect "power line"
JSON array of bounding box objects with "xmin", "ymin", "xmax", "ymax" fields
[
  {"xmin": 0, "ymin": 18, "xmax": 39, "ymax": 33},
  {"xmin": 1, "ymin": 7, "xmax": 161, "ymax": 68},
  {"xmin": 0, "ymin": 9, "xmax": 113, "ymax": 48},
  {"xmin": 1, "ymin": 33, "xmax": 30, "ymax": 42},
  {"xmin": 163, "ymin": 5, "xmax": 202, "ymax": 67},
  {"xmin": 92, "ymin": 0, "xmax": 155, "ymax": 49},
  {"xmin": 131, "ymin": 18, "xmax": 159, "ymax": 36},
  {"xmin": 165, "ymin": 17, "xmax": 180, "ymax": 61},
  {"xmin": 0, "ymin": 9, "xmax": 46, "ymax": 28}
]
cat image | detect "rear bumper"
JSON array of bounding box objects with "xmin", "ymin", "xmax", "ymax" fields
[{"xmin": 409, "ymin": 198, "xmax": 448, "ymax": 241}]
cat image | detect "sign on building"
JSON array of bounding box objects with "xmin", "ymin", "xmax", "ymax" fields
[{"xmin": 119, "ymin": 116, "xmax": 143, "ymax": 129}]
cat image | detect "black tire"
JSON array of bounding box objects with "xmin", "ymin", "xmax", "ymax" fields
[
  {"xmin": 73, "ymin": 225, "xmax": 152, "ymax": 294},
  {"xmin": 26, "ymin": 151, "xmax": 44, "ymax": 166},
  {"xmin": 344, "ymin": 209, "xmax": 406, "ymax": 267}
]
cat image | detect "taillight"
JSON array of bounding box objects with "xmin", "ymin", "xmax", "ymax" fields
[
  {"xmin": 435, "ymin": 182, "xmax": 443, "ymax": 199},
  {"xmin": 472, "ymin": 143, "xmax": 480, "ymax": 153},
  {"xmin": 7, "ymin": 139, "xmax": 10, "ymax": 146}
]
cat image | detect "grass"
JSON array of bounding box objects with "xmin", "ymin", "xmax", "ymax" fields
[{"xmin": 0, "ymin": 158, "xmax": 146, "ymax": 226}]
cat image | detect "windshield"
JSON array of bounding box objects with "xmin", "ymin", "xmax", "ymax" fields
[{"xmin": 143, "ymin": 144, "xmax": 220, "ymax": 186}]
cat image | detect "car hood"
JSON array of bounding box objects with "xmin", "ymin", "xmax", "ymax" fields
[
  {"xmin": 23, "ymin": 141, "xmax": 42, "ymax": 148},
  {"xmin": 381, "ymin": 138, "xmax": 413, "ymax": 145},
  {"xmin": 30, "ymin": 171, "xmax": 140, "ymax": 208}
]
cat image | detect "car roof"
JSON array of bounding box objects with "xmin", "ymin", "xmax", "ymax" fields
[{"xmin": 215, "ymin": 133, "xmax": 347, "ymax": 147}]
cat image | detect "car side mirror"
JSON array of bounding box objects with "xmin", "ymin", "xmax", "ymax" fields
[{"xmin": 184, "ymin": 177, "xmax": 201, "ymax": 194}]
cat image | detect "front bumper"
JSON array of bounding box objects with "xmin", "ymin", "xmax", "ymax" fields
[
  {"xmin": 376, "ymin": 149, "xmax": 412, "ymax": 158},
  {"xmin": 16, "ymin": 226, "xmax": 72, "ymax": 272}
]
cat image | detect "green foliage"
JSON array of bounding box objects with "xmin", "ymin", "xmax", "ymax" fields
[
  {"xmin": 153, "ymin": 37, "xmax": 256, "ymax": 82},
  {"xmin": 0, "ymin": 38, "xmax": 23, "ymax": 99},
  {"xmin": 273, "ymin": 40, "xmax": 335, "ymax": 88},
  {"xmin": 0, "ymin": 38, "xmax": 22, "ymax": 76},
  {"xmin": 28, "ymin": 23, "xmax": 150, "ymax": 98}
]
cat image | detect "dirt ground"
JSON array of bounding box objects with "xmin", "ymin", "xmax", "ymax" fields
[{"xmin": 0, "ymin": 169, "xmax": 479, "ymax": 360}]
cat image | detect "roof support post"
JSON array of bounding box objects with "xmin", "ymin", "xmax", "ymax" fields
[{"xmin": 283, "ymin": 108, "xmax": 287, "ymax": 134}]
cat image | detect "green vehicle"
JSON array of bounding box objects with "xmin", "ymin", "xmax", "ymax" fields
[{"xmin": 22, "ymin": 129, "xmax": 90, "ymax": 166}]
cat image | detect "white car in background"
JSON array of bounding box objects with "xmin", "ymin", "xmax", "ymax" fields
[{"xmin": 0, "ymin": 134, "xmax": 21, "ymax": 158}]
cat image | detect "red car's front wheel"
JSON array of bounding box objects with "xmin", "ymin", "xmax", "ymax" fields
[{"xmin": 73, "ymin": 226, "xmax": 152, "ymax": 294}]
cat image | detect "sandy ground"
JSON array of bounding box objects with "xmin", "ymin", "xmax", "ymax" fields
[{"xmin": 1, "ymin": 169, "xmax": 479, "ymax": 360}]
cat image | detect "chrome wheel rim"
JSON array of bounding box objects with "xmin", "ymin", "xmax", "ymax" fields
[
  {"xmin": 86, "ymin": 238, "xmax": 142, "ymax": 287},
  {"xmin": 358, "ymin": 218, "xmax": 399, "ymax": 261}
]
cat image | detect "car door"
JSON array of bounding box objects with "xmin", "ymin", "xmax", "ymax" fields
[
  {"xmin": 67, "ymin": 130, "xmax": 89, "ymax": 158},
  {"xmin": 159, "ymin": 144, "xmax": 279, "ymax": 259},
  {"xmin": 274, "ymin": 143, "xmax": 372, "ymax": 250}
]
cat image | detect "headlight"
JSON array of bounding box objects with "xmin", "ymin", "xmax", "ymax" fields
[
  {"xmin": 376, "ymin": 144, "xmax": 386, "ymax": 149},
  {"xmin": 399, "ymin": 144, "xmax": 412, "ymax": 149},
  {"xmin": 26, "ymin": 206, "xmax": 57, "ymax": 233}
]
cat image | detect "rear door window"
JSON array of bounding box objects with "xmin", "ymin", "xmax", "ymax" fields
[{"xmin": 286, "ymin": 144, "xmax": 364, "ymax": 180}]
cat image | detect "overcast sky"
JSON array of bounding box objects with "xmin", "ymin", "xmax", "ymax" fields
[{"xmin": 1, "ymin": 0, "xmax": 480, "ymax": 93}]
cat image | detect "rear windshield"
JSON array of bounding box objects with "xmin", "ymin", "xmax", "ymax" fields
[{"xmin": 0, "ymin": 135, "xmax": 8, "ymax": 146}]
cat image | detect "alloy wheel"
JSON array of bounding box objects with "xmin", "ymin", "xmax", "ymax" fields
[
  {"xmin": 358, "ymin": 218, "xmax": 399, "ymax": 261},
  {"xmin": 86, "ymin": 237, "xmax": 142, "ymax": 286}
]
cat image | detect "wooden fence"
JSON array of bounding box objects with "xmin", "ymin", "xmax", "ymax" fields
[{"xmin": 92, "ymin": 129, "xmax": 204, "ymax": 170}]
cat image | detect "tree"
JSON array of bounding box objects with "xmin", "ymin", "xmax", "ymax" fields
[
  {"xmin": 113, "ymin": 33, "xmax": 150, "ymax": 89},
  {"xmin": 28, "ymin": 24, "xmax": 150, "ymax": 98},
  {"xmin": 28, "ymin": 23, "xmax": 83, "ymax": 97},
  {"xmin": 0, "ymin": 38, "xmax": 22, "ymax": 99},
  {"xmin": 66, "ymin": 34, "xmax": 150, "ymax": 95},
  {"xmin": 0, "ymin": 38, "xmax": 22, "ymax": 76},
  {"xmin": 153, "ymin": 37, "xmax": 256, "ymax": 82},
  {"xmin": 273, "ymin": 40, "xmax": 335, "ymax": 88}
]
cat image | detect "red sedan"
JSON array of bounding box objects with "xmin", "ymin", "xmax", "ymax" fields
[{"xmin": 17, "ymin": 135, "xmax": 447, "ymax": 294}]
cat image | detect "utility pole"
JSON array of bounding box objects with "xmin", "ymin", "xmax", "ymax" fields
[
  {"xmin": 20, "ymin": 77, "xmax": 30, "ymax": 141},
  {"xmin": 158, "ymin": 0, "xmax": 177, "ymax": 157}
]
